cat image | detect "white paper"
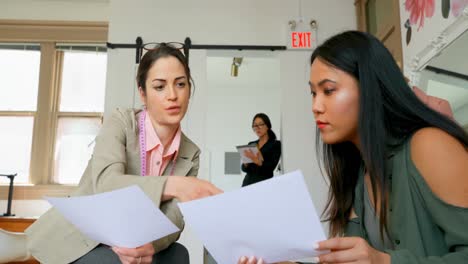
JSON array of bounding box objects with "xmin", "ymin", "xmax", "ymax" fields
[
  {"xmin": 45, "ymin": 185, "xmax": 179, "ymax": 248},
  {"xmin": 236, "ymin": 144, "xmax": 259, "ymax": 163},
  {"xmin": 178, "ymin": 170, "xmax": 327, "ymax": 264}
]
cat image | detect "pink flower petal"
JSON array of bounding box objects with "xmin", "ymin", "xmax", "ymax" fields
[
  {"xmin": 405, "ymin": 0, "xmax": 414, "ymax": 11},
  {"xmin": 425, "ymin": 0, "xmax": 435, "ymax": 18},
  {"xmin": 418, "ymin": 9, "xmax": 425, "ymax": 30},
  {"xmin": 410, "ymin": 9, "xmax": 420, "ymax": 25},
  {"xmin": 451, "ymin": 0, "xmax": 468, "ymax": 17}
]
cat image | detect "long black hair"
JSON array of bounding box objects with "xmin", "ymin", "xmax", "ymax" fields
[
  {"xmin": 311, "ymin": 30, "xmax": 468, "ymax": 238},
  {"xmin": 252, "ymin": 113, "xmax": 277, "ymax": 141}
]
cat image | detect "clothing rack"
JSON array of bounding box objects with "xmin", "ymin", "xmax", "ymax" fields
[
  {"xmin": 425, "ymin": 65, "xmax": 468, "ymax": 82},
  {"xmin": 0, "ymin": 173, "xmax": 16, "ymax": 217},
  {"xmin": 106, "ymin": 37, "xmax": 287, "ymax": 64}
]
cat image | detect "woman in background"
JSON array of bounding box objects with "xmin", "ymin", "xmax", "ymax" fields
[{"xmin": 241, "ymin": 113, "xmax": 281, "ymax": 187}]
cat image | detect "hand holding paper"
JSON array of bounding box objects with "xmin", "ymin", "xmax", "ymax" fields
[
  {"xmin": 45, "ymin": 185, "xmax": 179, "ymax": 248},
  {"xmin": 178, "ymin": 170, "xmax": 327, "ymax": 263},
  {"xmin": 236, "ymin": 144, "xmax": 260, "ymax": 163}
]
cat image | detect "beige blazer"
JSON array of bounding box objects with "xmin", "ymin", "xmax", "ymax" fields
[{"xmin": 25, "ymin": 108, "xmax": 200, "ymax": 264}]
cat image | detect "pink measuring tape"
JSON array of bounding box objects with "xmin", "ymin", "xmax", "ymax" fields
[{"xmin": 139, "ymin": 109, "xmax": 177, "ymax": 176}]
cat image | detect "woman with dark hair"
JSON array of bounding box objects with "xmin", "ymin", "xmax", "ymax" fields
[
  {"xmin": 241, "ymin": 113, "xmax": 281, "ymax": 187},
  {"xmin": 239, "ymin": 31, "xmax": 467, "ymax": 264},
  {"xmin": 24, "ymin": 43, "xmax": 223, "ymax": 264}
]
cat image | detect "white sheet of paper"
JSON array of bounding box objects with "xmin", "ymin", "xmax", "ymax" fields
[
  {"xmin": 45, "ymin": 185, "xmax": 179, "ymax": 248},
  {"xmin": 178, "ymin": 170, "xmax": 327, "ymax": 263},
  {"xmin": 236, "ymin": 144, "xmax": 259, "ymax": 163}
]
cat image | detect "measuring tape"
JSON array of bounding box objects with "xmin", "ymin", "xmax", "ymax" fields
[{"xmin": 139, "ymin": 109, "xmax": 177, "ymax": 176}]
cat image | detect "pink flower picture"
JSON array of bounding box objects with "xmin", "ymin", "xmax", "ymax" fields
[
  {"xmin": 451, "ymin": 0, "xmax": 468, "ymax": 17},
  {"xmin": 405, "ymin": 0, "xmax": 435, "ymax": 30}
]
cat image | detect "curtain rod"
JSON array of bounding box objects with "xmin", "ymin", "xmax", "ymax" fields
[{"xmin": 106, "ymin": 37, "xmax": 286, "ymax": 63}]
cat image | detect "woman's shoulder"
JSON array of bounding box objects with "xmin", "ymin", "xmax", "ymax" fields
[
  {"xmin": 181, "ymin": 132, "xmax": 201, "ymax": 153},
  {"xmin": 96, "ymin": 108, "xmax": 140, "ymax": 138},
  {"xmin": 248, "ymin": 140, "xmax": 259, "ymax": 145},
  {"xmin": 410, "ymin": 127, "xmax": 466, "ymax": 159},
  {"xmin": 273, "ymin": 139, "xmax": 281, "ymax": 147},
  {"xmin": 410, "ymin": 127, "xmax": 468, "ymax": 207},
  {"xmin": 106, "ymin": 108, "xmax": 141, "ymax": 128}
]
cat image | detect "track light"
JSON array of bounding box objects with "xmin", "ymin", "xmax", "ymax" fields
[{"xmin": 231, "ymin": 57, "xmax": 243, "ymax": 77}]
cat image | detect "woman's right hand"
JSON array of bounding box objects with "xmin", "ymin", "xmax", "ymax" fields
[
  {"xmin": 238, "ymin": 256, "xmax": 264, "ymax": 264},
  {"xmin": 163, "ymin": 176, "xmax": 223, "ymax": 202},
  {"xmin": 244, "ymin": 150, "xmax": 263, "ymax": 166},
  {"xmin": 112, "ymin": 243, "xmax": 155, "ymax": 264},
  {"xmin": 237, "ymin": 256, "xmax": 296, "ymax": 264}
]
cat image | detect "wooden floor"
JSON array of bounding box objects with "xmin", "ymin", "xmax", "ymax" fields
[{"xmin": 0, "ymin": 217, "xmax": 39, "ymax": 264}]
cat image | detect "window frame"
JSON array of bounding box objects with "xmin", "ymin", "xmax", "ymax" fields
[{"xmin": 0, "ymin": 20, "xmax": 108, "ymax": 199}]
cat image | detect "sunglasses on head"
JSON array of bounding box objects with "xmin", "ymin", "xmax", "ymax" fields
[{"xmin": 139, "ymin": 42, "xmax": 189, "ymax": 63}]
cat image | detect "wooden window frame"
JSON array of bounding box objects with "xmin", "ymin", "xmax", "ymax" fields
[{"xmin": 0, "ymin": 20, "xmax": 108, "ymax": 199}]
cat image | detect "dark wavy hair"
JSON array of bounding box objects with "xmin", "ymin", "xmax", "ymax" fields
[
  {"xmin": 311, "ymin": 30, "xmax": 468, "ymax": 238},
  {"xmin": 252, "ymin": 113, "xmax": 277, "ymax": 141}
]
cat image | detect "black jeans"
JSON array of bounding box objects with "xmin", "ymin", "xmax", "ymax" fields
[{"xmin": 72, "ymin": 242, "xmax": 189, "ymax": 264}]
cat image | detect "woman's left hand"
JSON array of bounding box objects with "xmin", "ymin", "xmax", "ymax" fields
[
  {"xmin": 315, "ymin": 237, "xmax": 390, "ymax": 264},
  {"xmin": 111, "ymin": 242, "xmax": 155, "ymax": 264},
  {"xmin": 244, "ymin": 150, "xmax": 263, "ymax": 166}
]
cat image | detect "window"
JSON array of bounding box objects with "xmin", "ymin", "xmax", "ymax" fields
[
  {"xmin": 0, "ymin": 20, "xmax": 108, "ymax": 198},
  {"xmin": 54, "ymin": 46, "xmax": 107, "ymax": 184},
  {"xmin": 0, "ymin": 45, "xmax": 40, "ymax": 184}
]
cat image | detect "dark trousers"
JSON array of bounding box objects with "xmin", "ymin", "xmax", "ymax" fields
[{"xmin": 72, "ymin": 242, "xmax": 189, "ymax": 264}]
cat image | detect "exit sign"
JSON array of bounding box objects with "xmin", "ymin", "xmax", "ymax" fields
[
  {"xmin": 286, "ymin": 19, "xmax": 317, "ymax": 50},
  {"xmin": 290, "ymin": 31, "xmax": 314, "ymax": 49}
]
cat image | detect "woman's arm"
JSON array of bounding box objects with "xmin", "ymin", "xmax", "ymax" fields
[
  {"xmin": 241, "ymin": 141, "xmax": 281, "ymax": 175},
  {"xmin": 89, "ymin": 110, "xmax": 221, "ymax": 253},
  {"xmin": 411, "ymin": 128, "xmax": 468, "ymax": 208},
  {"xmin": 383, "ymin": 127, "xmax": 468, "ymax": 264},
  {"xmin": 256, "ymin": 141, "xmax": 281, "ymax": 175},
  {"xmin": 292, "ymin": 128, "xmax": 468, "ymax": 264},
  {"xmin": 87, "ymin": 109, "xmax": 170, "ymax": 206},
  {"xmin": 241, "ymin": 142, "xmax": 258, "ymax": 173},
  {"xmin": 89, "ymin": 110, "xmax": 220, "ymax": 203},
  {"xmin": 151, "ymin": 149, "xmax": 201, "ymax": 252}
]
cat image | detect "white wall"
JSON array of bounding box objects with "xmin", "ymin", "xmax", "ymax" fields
[
  {"xmin": 278, "ymin": 50, "xmax": 330, "ymax": 230},
  {"xmin": 105, "ymin": 0, "xmax": 355, "ymax": 221},
  {"xmin": 205, "ymin": 55, "xmax": 281, "ymax": 191},
  {"xmin": 107, "ymin": 1, "xmax": 355, "ymax": 263},
  {"xmin": 0, "ymin": 0, "xmax": 109, "ymax": 21},
  {"xmin": 105, "ymin": 0, "xmax": 356, "ymax": 114}
]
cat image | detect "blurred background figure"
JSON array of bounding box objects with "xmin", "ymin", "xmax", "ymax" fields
[{"xmin": 241, "ymin": 113, "xmax": 281, "ymax": 187}]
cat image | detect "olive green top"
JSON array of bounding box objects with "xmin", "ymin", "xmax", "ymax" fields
[{"xmin": 345, "ymin": 137, "xmax": 468, "ymax": 263}]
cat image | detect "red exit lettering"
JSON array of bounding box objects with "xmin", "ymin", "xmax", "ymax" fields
[{"xmin": 291, "ymin": 32, "xmax": 312, "ymax": 48}]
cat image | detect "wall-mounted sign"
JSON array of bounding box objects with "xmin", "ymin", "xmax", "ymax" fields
[
  {"xmin": 290, "ymin": 31, "xmax": 313, "ymax": 48},
  {"xmin": 287, "ymin": 19, "xmax": 317, "ymax": 50}
]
